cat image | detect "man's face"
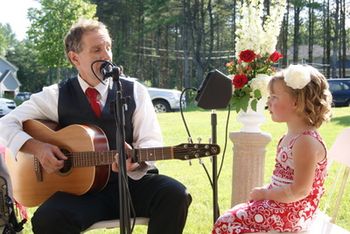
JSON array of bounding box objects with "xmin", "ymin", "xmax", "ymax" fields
[{"xmin": 68, "ymin": 29, "xmax": 112, "ymax": 86}]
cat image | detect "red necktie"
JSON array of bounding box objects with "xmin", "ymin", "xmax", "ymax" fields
[{"xmin": 86, "ymin": 88, "xmax": 101, "ymax": 117}]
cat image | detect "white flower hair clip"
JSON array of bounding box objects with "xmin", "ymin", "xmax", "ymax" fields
[{"xmin": 284, "ymin": 64, "xmax": 311, "ymax": 89}]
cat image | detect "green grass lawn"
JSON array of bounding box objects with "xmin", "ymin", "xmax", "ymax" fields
[{"xmin": 22, "ymin": 107, "xmax": 350, "ymax": 234}]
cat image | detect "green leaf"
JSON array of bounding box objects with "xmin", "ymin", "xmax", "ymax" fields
[
  {"xmin": 242, "ymin": 86, "xmax": 252, "ymax": 94},
  {"xmin": 231, "ymin": 97, "xmax": 238, "ymax": 105},
  {"xmin": 250, "ymin": 99, "xmax": 258, "ymax": 111},
  {"xmin": 254, "ymin": 89, "xmax": 262, "ymax": 99},
  {"xmin": 241, "ymin": 94, "xmax": 250, "ymax": 112}
]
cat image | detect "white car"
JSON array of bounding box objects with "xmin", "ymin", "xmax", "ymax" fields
[
  {"xmin": 147, "ymin": 87, "xmax": 185, "ymax": 113},
  {"xmin": 0, "ymin": 98, "xmax": 16, "ymax": 117},
  {"xmin": 123, "ymin": 76, "xmax": 186, "ymax": 113}
]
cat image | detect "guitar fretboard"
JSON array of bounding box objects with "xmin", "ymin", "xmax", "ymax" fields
[{"xmin": 68, "ymin": 147, "xmax": 175, "ymax": 168}]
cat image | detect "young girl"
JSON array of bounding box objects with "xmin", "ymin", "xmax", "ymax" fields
[{"xmin": 213, "ymin": 64, "xmax": 332, "ymax": 233}]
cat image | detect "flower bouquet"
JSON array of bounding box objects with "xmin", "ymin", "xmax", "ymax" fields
[{"xmin": 227, "ymin": 0, "xmax": 286, "ymax": 113}]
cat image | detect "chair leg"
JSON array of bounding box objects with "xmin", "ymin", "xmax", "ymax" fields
[{"xmin": 331, "ymin": 167, "xmax": 350, "ymax": 223}]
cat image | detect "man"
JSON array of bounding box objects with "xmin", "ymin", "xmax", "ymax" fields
[{"xmin": 0, "ymin": 18, "xmax": 191, "ymax": 234}]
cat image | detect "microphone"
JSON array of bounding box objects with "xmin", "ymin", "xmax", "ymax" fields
[{"xmin": 100, "ymin": 61, "xmax": 120, "ymax": 79}]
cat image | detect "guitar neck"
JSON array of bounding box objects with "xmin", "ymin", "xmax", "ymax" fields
[{"xmin": 70, "ymin": 147, "xmax": 175, "ymax": 167}]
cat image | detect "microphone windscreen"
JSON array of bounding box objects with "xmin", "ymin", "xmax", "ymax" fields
[
  {"xmin": 100, "ymin": 61, "xmax": 119, "ymax": 79},
  {"xmin": 195, "ymin": 70, "xmax": 232, "ymax": 109}
]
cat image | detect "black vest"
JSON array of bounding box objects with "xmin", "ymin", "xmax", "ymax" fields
[{"xmin": 58, "ymin": 77, "xmax": 136, "ymax": 150}]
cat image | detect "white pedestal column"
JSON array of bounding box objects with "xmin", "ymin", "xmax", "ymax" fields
[{"xmin": 230, "ymin": 131, "xmax": 271, "ymax": 206}]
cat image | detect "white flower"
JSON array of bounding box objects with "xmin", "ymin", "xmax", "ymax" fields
[
  {"xmin": 250, "ymin": 74, "xmax": 271, "ymax": 97},
  {"xmin": 284, "ymin": 64, "xmax": 311, "ymax": 89},
  {"xmin": 235, "ymin": 0, "xmax": 286, "ymax": 56}
]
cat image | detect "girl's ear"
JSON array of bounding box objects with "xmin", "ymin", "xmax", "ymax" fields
[
  {"xmin": 292, "ymin": 96, "xmax": 299, "ymax": 109},
  {"xmin": 293, "ymin": 102, "xmax": 298, "ymax": 109}
]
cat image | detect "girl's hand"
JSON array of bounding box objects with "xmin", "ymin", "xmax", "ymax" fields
[{"xmin": 249, "ymin": 187, "xmax": 267, "ymax": 201}]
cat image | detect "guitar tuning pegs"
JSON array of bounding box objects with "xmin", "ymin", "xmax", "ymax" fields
[
  {"xmin": 188, "ymin": 137, "xmax": 193, "ymax": 143},
  {"xmin": 198, "ymin": 158, "xmax": 203, "ymax": 165},
  {"xmin": 188, "ymin": 160, "xmax": 192, "ymax": 166},
  {"xmin": 197, "ymin": 137, "xmax": 202, "ymax": 143}
]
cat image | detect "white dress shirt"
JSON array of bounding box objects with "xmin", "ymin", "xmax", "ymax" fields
[{"xmin": 0, "ymin": 76, "xmax": 163, "ymax": 179}]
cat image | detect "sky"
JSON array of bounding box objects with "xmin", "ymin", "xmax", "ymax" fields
[{"xmin": 0, "ymin": 0, "xmax": 40, "ymax": 40}]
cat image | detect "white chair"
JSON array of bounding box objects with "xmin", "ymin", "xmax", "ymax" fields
[
  {"xmin": 293, "ymin": 127, "xmax": 350, "ymax": 233},
  {"xmin": 83, "ymin": 217, "xmax": 149, "ymax": 233},
  {"xmin": 323, "ymin": 127, "xmax": 350, "ymax": 223}
]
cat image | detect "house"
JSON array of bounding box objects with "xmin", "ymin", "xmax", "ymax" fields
[
  {"xmin": 0, "ymin": 57, "xmax": 21, "ymax": 98},
  {"xmin": 286, "ymin": 45, "xmax": 350, "ymax": 77}
]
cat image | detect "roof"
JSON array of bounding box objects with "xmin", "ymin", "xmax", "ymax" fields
[
  {"xmin": 0, "ymin": 69, "xmax": 21, "ymax": 88},
  {"xmin": 0, "ymin": 70, "xmax": 11, "ymax": 82},
  {"xmin": 0, "ymin": 57, "xmax": 18, "ymax": 71}
]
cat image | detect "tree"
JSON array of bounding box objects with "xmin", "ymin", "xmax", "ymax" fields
[
  {"xmin": 4, "ymin": 0, "xmax": 348, "ymax": 92},
  {"xmin": 308, "ymin": 0, "xmax": 315, "ymax": 63},
  {"xmin": 181, "ymin": 0, "xmax": 193, "ymax": 89},
  {"xmin": 324, "ymin": 0, "xmax": 331, "ymax": 77},
  {"xmin": 27, "ymin": 0, "xmax": 96, "ymax": 83},
  {"xmin": 0, "ymin": 23, "xmax": 16, "ymax": 57},
  {"xmin": 291, "ymin": 0, "xmax": 306, "ymax": 63},
  {"xmin": 279, "ymin": 0, "xmax": 290, "ymax": 66},
  {"xmin": 339, "ymin": 0, "xmax": 347, "ymax": 77},
  {"xmin": 6, "ymin": 40, "xmax": 48, "ymax": 92}
]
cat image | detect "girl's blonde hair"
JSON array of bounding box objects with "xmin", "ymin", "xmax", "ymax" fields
[{"xmin": 269, "ymin": 65, "xmax": 332, "ymax": 128}]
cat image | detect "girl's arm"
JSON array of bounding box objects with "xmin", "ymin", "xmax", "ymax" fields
[{"xmin": 250, "ymin": 135, "xmax": 325, "ymax": 203}]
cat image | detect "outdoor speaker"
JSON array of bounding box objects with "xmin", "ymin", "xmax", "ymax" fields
[{"xmin": 195, "ymin": 69, "xmax": 232, "ymax": 109}]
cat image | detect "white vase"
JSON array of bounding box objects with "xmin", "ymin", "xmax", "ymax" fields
[{"xmin": 236, "ymin": 97, "xmax": 267, "ymax": 133}]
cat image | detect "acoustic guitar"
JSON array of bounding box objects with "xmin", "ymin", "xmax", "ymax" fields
[{"xmin": 5, "ymin": 119, "xmax": 220, "ymax": 207}]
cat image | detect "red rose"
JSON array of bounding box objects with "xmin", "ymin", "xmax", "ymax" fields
[
  {"xmin": 232, "ymin": 74, "xmax": 248, "ymax": 89},
  {"xmin": 269, "ymin": 51, "xmax": 283, "ymax": 62},
  {"xmin": 239, "ymin": 50, "xmax": 256, "ymax": 63}
]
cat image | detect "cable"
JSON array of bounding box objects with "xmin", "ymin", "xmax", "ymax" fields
[
  {"xmin": 90, "ymin": 60, "xmax": 134, "ymax": 232},
  {"xmin": 90, "ymin": 59, "xmax": 108, "ymax": 84},
  {"xmin": 112, "ymin": 102, "xmax": 136, "ymax": 233},
  {"xmin": 217, "ymin": 104, "xmax": 231, "ymax": 179},
  {"xmin": 180, "ymin": 88, "xmax": 232, "ymax": 193},
  {"xmin": 180, "ymin": 88, "xmax": 213, "ymax": 185},
  {"xmin": 180, "ymin": 88, "xmax": 217, "ymax": 188},
  {"xmin": 179, "ymin": 88, "xmax": 196, "ymax": 144}
]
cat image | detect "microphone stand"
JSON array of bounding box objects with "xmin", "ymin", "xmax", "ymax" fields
[
  {"xmin": 211, "ymin": 110, "xmax": 220, "ymax": 223},
  {"xmin": 110, "ymin": 71, "xmax": 131, "ymax": 234}
]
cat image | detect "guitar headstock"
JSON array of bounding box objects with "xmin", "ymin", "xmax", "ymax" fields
[{"xmin": 173, "ymin": 143, "xmax": 220, "ymax": 160}]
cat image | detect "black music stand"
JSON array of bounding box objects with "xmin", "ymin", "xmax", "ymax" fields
[{"xmin": 195, "ymin": 69, "xmax": 232, "ymax": 222}]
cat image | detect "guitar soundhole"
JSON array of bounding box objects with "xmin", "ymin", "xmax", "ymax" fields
[{"xmin": 59, "ymin": 149, "xmax": 72, "ymax": 174}]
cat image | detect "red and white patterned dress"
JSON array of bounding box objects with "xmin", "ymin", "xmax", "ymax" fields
[{"xmin": 213, "ymin": 130, "xmax": 327, "ymax": 234}]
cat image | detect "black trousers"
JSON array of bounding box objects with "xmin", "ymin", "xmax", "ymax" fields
[{"xmin": 31, "ymin": 173, "xmax": 192, "ymax": 234}]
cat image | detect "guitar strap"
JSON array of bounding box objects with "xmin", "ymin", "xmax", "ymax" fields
[{"xmin": 0, "ymin": 152, "xmax": 27, "ymax": 234}]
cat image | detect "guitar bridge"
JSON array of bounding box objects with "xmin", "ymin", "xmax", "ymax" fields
[{"xmin": 34, "ymin": 158, "xmax": 43, "ymax": 182}]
